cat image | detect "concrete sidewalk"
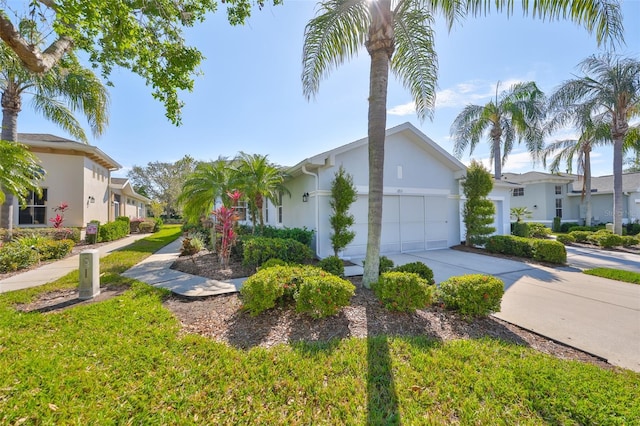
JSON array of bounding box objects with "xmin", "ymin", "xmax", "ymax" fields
[{"xmin": 0, "ymin": 233, "xmax": 150, "ymax": 294}]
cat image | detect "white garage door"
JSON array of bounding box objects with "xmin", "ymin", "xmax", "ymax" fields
[{"xmin": 343, "ymin": 194, "xmax": 449, "ymax": 257}]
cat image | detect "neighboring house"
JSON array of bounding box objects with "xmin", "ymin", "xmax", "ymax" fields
[
  {"xmin": 110, "ymin": 178, "xmax": 151, "ymax": 220},
  {"xmin": 264, "ymin": 122, "xmax": 511, "ymax": 259},
  {"xmin": 503, "ymin": 171, "xmax": 640, "ymax": 225},
  {"xmin": 2, "ymin": 133, "xmax": 148, "ymax": 230}
]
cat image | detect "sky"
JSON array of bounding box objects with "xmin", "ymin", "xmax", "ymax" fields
[{"xmin": 15, "ymin": 0, "xmax": 640, "ymax": 179}]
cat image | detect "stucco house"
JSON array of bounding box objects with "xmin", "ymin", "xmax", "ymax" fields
[
  {"xmin": 504, "ymin": 171, "xmax": 640, "ymax": 225},
  {"xmin": 261, "ymin": 122, "xmax": 511, "ymax": 258},
  {"xmin": 1, "ymin": 134, "xmax": 149, "ymax": 230}
]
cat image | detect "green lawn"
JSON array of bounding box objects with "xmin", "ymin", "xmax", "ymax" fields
[
  {"xmin": 584, "ymin": 267, "xmax": 640, "ymax": 285},
  {"xmin": 1, "ymin": 226, "xmax": 638, "ymax": 424}
]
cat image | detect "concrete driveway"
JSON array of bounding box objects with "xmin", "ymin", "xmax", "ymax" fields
[{"xmin": 362, "ymin": 249, "xmax": 640, "ymax": 372}]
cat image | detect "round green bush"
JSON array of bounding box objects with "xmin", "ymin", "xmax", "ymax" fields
[
  {"xmin": 569, "ymin": 230, "xmax": 592, "ymax": 243},
  {"xmin": 527, "ymin": 222, "xmax": 551, "ymax": 238},
  {"xmin": 295, "ymin": 274, "xmax": 355, "ymax": 318},
  {"xmin": 317, "ymin": 255, "xmax": 344, "ymax": 277},
  {"xmin": 240, "ymin": 265, "xmax": 295, "ymax": 315},
  {"xmin": 588, "ymin": 230, "xmax": 623, "ymax": 248},
  {"xmin": 621, "ymin": 235, "xmax": 639, "ymax": 247},
  {"xmin": 392, "ymin": 262, "xmax": 434, "ymax": 284},
  {"xmin": 259, "ymin": 258, "xmax": 290, "ymax": 270},
  {"xmin": 373, "ymin": 271, "xmax": 435, "ymax": 312},
  {"xmin": 555, "ymin": 234, "xmax": 575, "ymax": 245},
  {"xmin": 531, "ymin": 239, "xmax": 566, "ymax": 264},
  {"xmin": 438, "ymin": 274, "xmax": 504, "ymax": 317}
]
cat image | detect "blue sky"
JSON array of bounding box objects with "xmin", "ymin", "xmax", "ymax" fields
[{"xmin": 17, "ymin": 0, "xmax": 640, "ymax": 178}]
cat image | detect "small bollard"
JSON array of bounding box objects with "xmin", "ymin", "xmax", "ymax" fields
[{"xmin": 79, "ymin": 249, "xmax": 100, "ymax": 300}]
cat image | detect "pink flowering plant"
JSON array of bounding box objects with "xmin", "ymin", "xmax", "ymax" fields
[
  {"xmin": 49, "ymin": 202, "xmax": 69, "ymax": 228},
  {"xmin": 212, "ymin": 190, "xmax": 242, "ymax": 267}
]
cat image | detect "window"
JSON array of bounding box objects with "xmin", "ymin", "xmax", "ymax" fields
[
  {"xmin": 234, "ymin": 200, "xmax": 247, "ymax": 221},
  {"xmin": 555, "ymin": 185, "xmax": 562, "ymax": 195},
  {"xmin": 555, "ymin": 198, "xmax": 562, "ymax": 218},
  {"xmin": 513, "ymin": 188, "xmax": 524, "ymax": 197},
  {"xmin": 277, "ymin": 192, "xmax": 283, "ymax": 224},
  {"xmin": 19, "ymin": 189, "xmax": 48, "ymax": 225}
]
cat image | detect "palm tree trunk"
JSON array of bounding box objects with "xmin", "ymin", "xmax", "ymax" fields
[
  {"xmin": 362, "ymin": 0, "xmax": 394, "ymax": 288},
  {"xmin": 584, "ymin": 150, "xmax": 592, "ymax": 227},
  {"xmin": 612, "ymin": 136, "xmax": 624, "ymax": 234},
  {"xmin": 491, "ymin": 133, "xmax": 501, "ymax": 180},
  {"xmin": 0, "ymin": 85, "xmax": 21, "ymax": 231}
]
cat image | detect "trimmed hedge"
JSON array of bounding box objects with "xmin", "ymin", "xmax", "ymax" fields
[
  {"xmin": 560, "ymin": 222, "xmax": 580, "ymax": 233},
  {"xmin": 485, "ymin": 235, "xmax": 566, "ymax": 264},
  {"xmin": 243, "ymin": 237, "xmax": 314, "ymax": 267},
  {"xmin": 241, "ymin": 265, "xmax": 354, "ymax": 317},
  {"xmin": 98, "ymin": 220, "xmax": 130, "ymax": 242},
  {"xmin": 392, "ymin": 262, "xmax": 435, "ymax": 284},
  {"xmin": 258, "ymin": 258, "xmax": 290, "ymax": 270},
  {"xmin": 555, "ymin": 234, "xmax": 576, "ymax": 245},
  {"xmin": 587, "ymin": 230, "xmax": 623, "ymax": 248},
  {"xmin": 0, "ymin": 243, "xmax": 39, "ymax": 273},
  {"xmin": 35, "ymin": 239, "xmax": 75, "ymax": 261},
  {"xmin": 1, "ymin": 227, "xmax": 81, "ymax": 243},
  {"xmin": 530, "ymin": 239, "xmax": 567, "ymax": 263},
  {"xmin": 569, "ymin": 230, "xmax": 592, "ymax": 243},
  {"xmin": 239, "ymin": 225, "xmax": 315, "ymax": 247},
  {"xmin": 621, "ymin": 236, "xmax": 639, "ymax": 247},
  {"xmin": 528, "ymin": 222, "xmax": 551, "ymax": 239},
  {"xmin": 438, "ymin": 274, "xmax": 504, "ymax": 317},
  {"xmin": 512, "ymin": 222, "xmax": 529, "ymax": 238},
  {"xmin": 317, "ymin": 255, "xmax": 344, "ymax": 277},
  {"xmin": 373, "ymin": 271, "xmax": 435, "ymax": 312}
]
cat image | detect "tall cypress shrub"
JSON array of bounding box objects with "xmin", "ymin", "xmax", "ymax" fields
[
  {"xmin": 329, "ymin": 166, "xmax": 358, "ymax": 256},
  {"xmin": 463, "ymin": 161, "xmax": 496, "ymax": 247}
]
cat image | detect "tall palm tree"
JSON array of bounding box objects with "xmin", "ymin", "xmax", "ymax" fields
[
  {"xmin": 234, "ymin": 152, "xmax": 290, "ymax": 229},
  {"xmin": 302, "ymin": 0, "xmax": 622, "ymax": 287},
  {"xmin": 451, "ymin": 81, "xmax": 546, "ymax": 180},
  {"xmin": 178, "ymin": 157, "xmax": 234, "ymax": 224},
  {"xmin": 543, "ymin": 105, "xmax": 611, "ymax": 226},
  {"xmin": 0, "ymin": 139, "xmax": 44, "ymax": 204},
  {"xmin": 549, "ymin": 54, "xmax": 640, "ymax": 234},
  {"xmin": 0, "ymin": 20, "xmax": 110, "ymax": 229}
]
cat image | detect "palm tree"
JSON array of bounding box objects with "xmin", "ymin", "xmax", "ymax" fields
[
  {"xmin": 0, "ymin": 20, "xmax": 109, "ymax": 229},
  {"xmin": 549, "ymin": 54, "xmax": 640, "ymax": 234},
  {"xmin": 451, "ymin": 81, "xmax": 546, "ymax": 180},
  {"xmin": 623, "ymin": 124, "xmax": 640, "ymax": 172},
  {"xmin": 178, "ymin": 157, "xmax": 233, "ymax": 224},
  {"xmin": 0, "ymin": 139, "xmax": 44, "ymax": 204},
  {"xmin": 234, "ymin": 152, "xmax": 290, "ymax": 229},
  {"xmin": 302, "ymin": 0, "xmax": 622, "ymax": 287},
  {"xmin": 543, "ymin": 105, "xmax": 611, "ymax": 226}
]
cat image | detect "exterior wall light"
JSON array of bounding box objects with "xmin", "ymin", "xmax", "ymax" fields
[{"xmin": 302, "ymin": 192, "xmax": 309, "ymax": 202}]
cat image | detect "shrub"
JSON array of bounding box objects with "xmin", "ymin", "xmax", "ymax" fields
[
  {"xmin": 259, "ymin": 258, "xmax": 290, "ymax": 270},
  {"xmin": 560, "ymin": 222, "xmax": 580, "ymax": 233},
  {"xmin": 116, "ymin": 216, "xmax": 130, "ymax": 226},
  {"xmin": 626, "ymin": 222, "xmax": 640, "ymax": 236},
  {"xmin": 568, "ymin": 225, "xmax": 605, "ymax": 233},
  {"xmin": 53, "ymin": 228, "xmax": 81, "ymax": 243},
  {"xmin": 14, "ymin": 233, "xmax": 49, "ymax": 248},
  {"xmin": 329, "ymin": 166, "xmax": 358, "ymax": 256},
  {"xmin": 530, "ymin": 239, "xmax": 567, "ymax": 264},
  {"xmin": 462, "ymin": 161, "xmax": 496, "ymax": 247},
  {"xmin": 317, "ymin": 255, "xmax": 344, "ymax": 277},
  {"xmin": 295, "ymin": 274, "xmax": 355, "ymax": 318},
  {"xmin": 511, "ymin": 222, "xmax": 529, "ymax": 238},
  {"xmin": 35, "ymin": 239, "xmax": 75, "ymax": 260},
  {"xmin": 5, "ymin": 227, "xmax": 81, "ymax": 243},
  {"xmin": 98, "ymin": 220, "xmax": 129, "ymax": 242},
  {"xmin": 153, "ymin": 217, "xmax": 163, "ymax": 232},
  {"xmin": 180, "ymin": 237, "xmax": 204, "ymax": 256},
  {"xmin": 552, "ymin": 217, "xmax": 562, "ymax": 233},
  {"xmin": 528, "ymin": 222, "xmax": 551, "ymax": 238},
  {"xmin": 485, "ymin": 235, "xmax": 533, "ymax": 258},
  {"xmin": 379, "ymin": 256, "xmax": 394, "ymax": 273},
  {"xmin": 241, "ymin": 265, "xmax": 294, "ymax": 315},
  {"xmin": 0, "ymin": 243, "xmax": 39, "ymax": 273},
  {"xmin": 588, "ymin": 230, "xmax": 623, "ymax": 248},
  {"xmin": 392, "ymin": 262, "xmax": 434, "ymax": 284},
  {"xmin": 243, "ymin": 237, "xmax": 313, "ymax": 267},
  {"xmin": 568, "ymin": 230, "xmax": 592, "ymax": 243},
  {"xmin": 621, "ymin": 236, "xmax": 639, "ymax": 247},
  {"xmin": 438, "ymin": 274, "xmax": 504, "ymax": 317},
  {"xmin": 139, "ymin": 221, "xmax": 155, "ymax": 233},
  {"xmin": 373, "ymin": 272, "xmax": 435, "ymax": 312},
  {"xmin": 555, "ymin": 234, "xmax": 576, "ymax": 245},
  {"xmin": 246, "ymin": 225, "xmax": 315, "ymax": 247}
]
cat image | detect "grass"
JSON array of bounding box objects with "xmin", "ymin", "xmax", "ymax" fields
[
  {"xmin": 584, "ymin": 267, "xmax": 640, "ymax": 285},
  {"xmin": 1, "ymin": 225, "xmax": 639, "ymax": 424}
]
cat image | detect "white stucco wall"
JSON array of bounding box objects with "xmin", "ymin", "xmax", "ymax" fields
[{"xmin": 83, "ymin": 157, "xmax": 111, "ymax": 225}]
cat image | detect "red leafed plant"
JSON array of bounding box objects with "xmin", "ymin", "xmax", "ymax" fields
[
  {"xmin": 212, "ymin": 191, "xmax": 242, "ymax": 267},
  {"xmin": 49, "ymin": 202, "xmax": 69, "ymax": 228}
]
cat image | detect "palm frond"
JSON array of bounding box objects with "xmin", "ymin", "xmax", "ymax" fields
[
  {"xmin": 450, "ymin": 104, "xmax": 489, "ymax": 158},
  {"xmin": 30, "ymin": 94, "xmax": 88, "ymax": 143}
]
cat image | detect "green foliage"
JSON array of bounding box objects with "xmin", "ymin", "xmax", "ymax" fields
[
  {"xmin": 626, "ymin": 222, "xmax": 640, "ymax": 236},
  {"xmin": 379, "ymin": 256, "xmax": 395, "ymax": 274},
  {"xmin": 552, "ymin": 217, "xmax": 562, "ymax": 233},
  {"xmin": 243, "ymin": 237, "xmax": 313, "ymax": 267},
  {"xmin": 0, "ymin": 243, "xmax": 39, "ymax": 273},
  {"xmin": 569, "ymin": 230, "xmax": 592, "ymax": 243},
  {"xmin": 241, "ymin": 265, "xmax": 354, "ymax": 317},
  {"xmin": 512, "ymin": 222, "xmax": 530, "ymax": 238},
  {"xmin": 295, "ymin": 274, "xmax": 355, "ymax": 318},
  {"xmin": 587, "ymin": 230, "xmax": 623, "ymax": 248},
  {"xmin": 4, "ymin": 227, "xmax": 81, "ymax": 243},
  {"xmin": 139, "ymin": 221, "xmax": 156, "ymax": 233},
  {"xmin": 510, "ymin": 207, "xmax": 531, "ymax": 222},
  {"xmin": 621, "ymin": 236, "xmax": 639, "ymax": 247},
  {"xmin": 251, "ymin": 226, "xmax": 315, "ymax": 247},
  {"xmin": 568, "ymin": 225, "xmax": 605, "ymax": 232},
  {"xmin": 374, "ymin": 272, "xmax": 435, "ymax": 312},
  {"xmin": 584, "ymin": 268, "xmax": 640, "ymax": 284},
  {"xmin": 53, "ymin": 228, "xmax": 81, "ymax": 243},
  {"xmin": 153, "ymin": 217, "xmax": 164, "ymax": 232},
  {"xmin": 485, "ymin": 235, "xmax": 533, "ymax": 258},
  {"xmin": 555, "ymin": 234, "xmax": 576, "ymax": 245},
  {"xmin": 392, "ymin": 262, "xmax": 434, "ymax": 284},
  {"xmin": 0, "ymin": 140, "xmax": 45, "ymax": 206},
  {"xmin": 462, "ymin": 161, "xmax": 495, "ymax": 247},
  {"xmin": 329, "ymin": 166, "xmax": 358, "ymax": 256},
  {"xmin": 116, "ymin": 216, "xmax": 131, "ymax": 226},
  {"xmin": 560, "ymin": 222, "xmax": 580, "ymax": 233},
  {"xmin": 180, "ymin": 237, "xmax": 204, "ymax": 256},
  {"xmin": 98, "ymin": 220, "xmax": 130, "ymax": 242},
  {"xmin": 14, "ymin": 233, "xmax": 49, "ymax": 248},
  {"xmin": 528, "ymin": 222, "xmax": 551, "ymax": 238},
  {"xmin": 530, "ymin": 240, "xmax": 567, "ymax": 264},
  {"xmin": 317, "ymin": 255, "xmax": 344, "ymax": 277},
  {"xmin": 34, "ymin": 239, "xmax": 75, "ymax": 261},
  {"xmin": 258, "ymin": 258, "xmax": 290, "ymax": 270},
  {"xmin": 438, "ymin": 274, "xmax": 505, "ymax": 317},
  {"xmin": 181, "ymin": 222, "xmax": 213, "ymax": 248}
]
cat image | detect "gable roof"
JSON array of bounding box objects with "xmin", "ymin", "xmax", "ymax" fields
[
  {"xmin": 287, "ymin": 122, "xmax": 466, "ymax": 177},
  {"xmin": 502, "ymin": 171, "xmax": 576, "ymax": 185},
  {"xmin": 18, "ymin": 133, "xmax": 121, "ymax": 170},
  {"xmin": 110, "ymin": 177, "xmax": 151, "ymax": 202},
  {"xmin": 569, "ymin": 172, "xmax": 640, "ymax": 194}
]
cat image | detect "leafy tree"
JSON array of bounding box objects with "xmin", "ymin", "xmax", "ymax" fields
[
  {"xmin": 177, "ymin": 157, "xmax": 233, "ymax": 224},
  {"xmin": 128, "ymin": 155, "xmax": 197, "ymax": 218},
  {"xmin": 549, "ymin": 54, "xmax": 640, "ymax": 234},
  {"xmin": 0, "ymin": 19, "xmax": 109, "ymax": 229},
  {"xmin": 302, "ymin": 0, "xmax": 622, "ymax": 287},
  {"xmin": 234, "ymin": 152, "xmax": 289, "ymax": 229},
  {"xmin": 462, "ymin": 160, "xmax": 496, "ymax": 247},
  {"xmin": 329, "ymin": 166, "xmax": 358, "ymax": 257},
  {"xmin": 543, "ymin": 104, "xmax": 611, "ymax": 226},
  {"xmin": 0, "ymin": 140, "xmax": 44, "ymax": 204},
  {"xmin": 451, "ymin": 81, "xmax": 546, "ymax": 180},
  {"xmin": 0, "ymin": 0, "xmax": 280, "ymax": 124}
]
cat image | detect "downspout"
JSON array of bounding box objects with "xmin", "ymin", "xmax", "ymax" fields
[{"xmin": 301, "ymin": 164, "xmax": 320, "ymax": 256}]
